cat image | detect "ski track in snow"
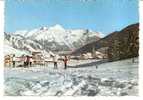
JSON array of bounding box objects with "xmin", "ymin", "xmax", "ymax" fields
[{"xmin": 4, "ymin": 58, "xmax": 138, "ymax": 96}]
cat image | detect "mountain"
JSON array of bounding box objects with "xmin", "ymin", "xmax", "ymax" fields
[
  {"xmin": 72, "ymin": 23, "xmax": 139, "ymax": 61},
  {"xmin": 12, "ymin": 24, "xmax": 101, "ymax": 51},
  {"xmin": 4, "ymin": 32, "xmax": 43, "ymax": 55}
]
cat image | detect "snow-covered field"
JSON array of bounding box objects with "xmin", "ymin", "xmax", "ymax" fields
[{"xmin": 4, "ymin": 58, "xmax": 138, "ymax": 96}]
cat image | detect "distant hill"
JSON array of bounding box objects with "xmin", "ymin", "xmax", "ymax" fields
[{"xmin": 72, "ymin": 23, "xmax": 139, "ymax": 61}]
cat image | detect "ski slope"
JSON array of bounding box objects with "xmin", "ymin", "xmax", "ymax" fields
[{"xmin": 4, "ymin": 58, "xmax": 138, "ymax": 96}]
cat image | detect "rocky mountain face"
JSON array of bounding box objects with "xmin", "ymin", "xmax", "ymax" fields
[
  {"xmin": 72, "ymin": 23, "xmax": 139, "ymax": 61},
  {"xmin": 4, "ymin": 24, "xmax": 101, "ymax": 53},
  {"xmin": 4, "ymin": 33, "xmax": 43, "ymax": 53}
]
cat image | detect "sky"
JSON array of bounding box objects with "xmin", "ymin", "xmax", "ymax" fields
[{"xmin": 5, "ymin": 0, "xmax": 139, "ymax": 35}]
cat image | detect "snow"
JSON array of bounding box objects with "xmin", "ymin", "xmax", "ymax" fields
[
  {"xmin": 49, "ymin": 24, "xmax": 65, "ymax": 31},
  {"xmin": 5, "ymin": 32, "xmax": 48, "ymax": 55},
  {"xmin": 24, "ymin": 28, "xmax": 39, "ymax": 38},
  {"xmin": 11, "ymin": 24, "xmax": 101, "ymax": 48},
  {"xmin": 13, "ymin": 30, "xmax": 28, "ymax": 37},
  {"xmin": 4, "ymin": 58, "xmax": 138, "ymax": 96},
  {"xmin": 4, "ymin": 44, "xmax": 30, "ymax": 56}
]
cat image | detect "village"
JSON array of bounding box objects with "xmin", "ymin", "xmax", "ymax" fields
[{"xmin": 4, "ymin": 49, "xmax": 106, "ymax": 69}]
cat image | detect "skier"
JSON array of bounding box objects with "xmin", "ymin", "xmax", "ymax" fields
[
  {"xmin": 63, "ymin": 56, "xmax": 68, "ymax": 69},
  {"xmin": 11, "ymin": 54, "xmax": 16, "ymax": 68},
  {"xmin": 53, "ymin": 55, "xmax": 58, "ymax": 69}
]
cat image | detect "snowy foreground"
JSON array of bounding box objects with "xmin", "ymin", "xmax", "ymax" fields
[{"xmin": 4, "ymin": 58, "xmax": 138, "ymax": 96}]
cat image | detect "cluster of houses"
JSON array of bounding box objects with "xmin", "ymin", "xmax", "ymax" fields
[
  {"xmin": 4, "ymin": 50, "xmax": 55, "ymax": 67},
  {"xmin": 4, "ymin": 48, "xmax": 107, "ymax": 68},
  {"xmin": 58, "ymin": 50, "xmax": 107, "ymax": 60}
]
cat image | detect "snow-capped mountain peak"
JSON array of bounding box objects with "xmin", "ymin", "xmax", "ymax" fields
[
  {"xmin": 9, "ymin": 25, "xmax": 101, "ymax": 51},
  {"xmin": 14, "ymin": 30, "xmax": 28, "ymax": 37},
  {"xmin": 49, "ymin": 24, "xmax": 65, "ymax": 31}
]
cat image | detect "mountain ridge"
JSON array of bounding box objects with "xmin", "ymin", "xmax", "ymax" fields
[{"xmin": 6, "ymin": 24, "xmax": 101, "ymax": 52}]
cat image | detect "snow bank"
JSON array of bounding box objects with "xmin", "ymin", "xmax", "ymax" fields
[
  {"xmin": 4, "ymin": 58, "xmax": 138, "ymax": 96},
  {"xmin": 4, "ymin": 44, "xmax": 30, "ymax": 56}
]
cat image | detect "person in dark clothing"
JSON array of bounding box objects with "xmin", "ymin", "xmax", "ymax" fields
[
  {"xmin": 26, "ymin": 55, "xmax": 30, "ymax": 67},
  {"xmin": 12, "ymin": 54, "xmax": 16, "ymax": 68},
  {"xmin": 23, "ymin": 55, "xmax": 27, "ymax": 67},
  {"xmin": 96, "ymin": 65, "xmax": 98, "ymax": 69},
  {"xmin": 53, "ymin": 55, "xmax": 58, "ymax": 69},
  {"xmin": 29, "ymin": 56, "xmax": 33, "ymax": 67},
  {"xmin": 63, "ymin": 56, "xmax": 68, "ymax": 69},
  {"xmin": 54, "ymin": 62, "xmax": 57, "ymax": 69}
]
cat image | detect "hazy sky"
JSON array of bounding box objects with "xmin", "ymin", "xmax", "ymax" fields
[{"xmin": 5, "ymin": 0, "xmax": 139, "ymax": 35}]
